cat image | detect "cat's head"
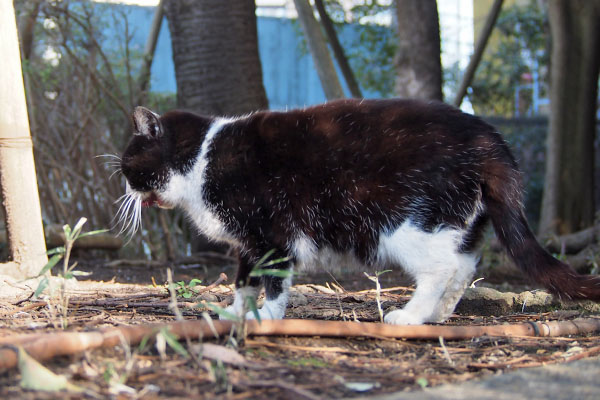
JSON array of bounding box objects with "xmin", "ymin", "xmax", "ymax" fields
[
  {"xmin": 120, "ymin": 107, "xmax": 173, "ymax": 208},
  {"xmin": 117, "ymin": 106, "xmax": 209, "ymax": 235}
]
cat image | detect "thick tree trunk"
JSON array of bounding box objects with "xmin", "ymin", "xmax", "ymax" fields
[
  {"xmin": 539, "ymin": 0, "xmax": 600, "ymax": 236},
  {"xmin": 164, "ymin": 0, "xmax": 268, "ymax": 116},
  {"xmin": 293, "ymin": 0, "xmax": 345, "ymax": 100},
  {"xmin": 394, "ymin": 0, "xmax": 443, "ymax": 101},
  {"xmin": 0, "ymin": 1, "xmax": 47, "ymax": 278}
]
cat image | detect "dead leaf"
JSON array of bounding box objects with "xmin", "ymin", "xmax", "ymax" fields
[
  {"xmin": 193, "ymin": 343, "xmax": 247, "ymax": 366},
  {"xmin": 17, "ymin": 346, "xmax": 82, "ymax": 393}
]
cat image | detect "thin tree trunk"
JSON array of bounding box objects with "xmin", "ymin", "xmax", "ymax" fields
[
  {"xmin": 137, "ymin": 0, "xmax": 164, "ymax": 105},
  {"xmin": 394, "ymin": 0, "xmax": 442, "ymax": 101},
  {"xmin": 453, "ymin": 0, "xmax": 504, "ymax": 107},
  {"xmin": 0, "ymin": 1, "xmax": 47, "ymax": 278},
  {"xmin": 293, "ymin": 0, "xmax": 345, "ymax": 100},
  {"xmin": 539, "ymin": 0, "xmax": 600, "ymax": 236},
  {"xmin": 314, "ymin": 0, "xmax": 362, "ymax": 98}
]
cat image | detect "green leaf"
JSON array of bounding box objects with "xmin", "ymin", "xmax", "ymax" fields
[
  {"xmin": 138, "ymin": 333, "xmax": 153, "ymax": 352},
  {"xmin": 260, "ymin": 256, "xmax": 292, "ymax": 268},
  {"xmin": 159, "ymin": 328, "xmax": 189, "ymax": 358},
  {"xmin": 250, "ymin": 268, "xmax": 293, "ymax": 278},
  {"xmin": 46, "ymin": 247, "xmax": 65, "ymax": 256},
  {"xmin": 204, "ymin": 302, "xmax": 241, "ymax": 322},
  {"xmin": 70, "ymin": 217, "xmax": 88, "ymax": 240},
  {"xmin": 246, "ymin": 296, "xmax": 261, "ymax": 323},
  {"xmin": 189, "ymin": 278, "xmax": 203, "ymax": 288},
  {"xmin": 182, "ymin": 292, "xmax": 193, "ymax": 299},
  {"xmin": 62, "ymin": 224, "xmax": 72, "ymax": 240},
  {"xmin": 77, "ymin": 229, "xmax": 109, "ymax": 239},
  {"xmin": 38, "ymin": 254, "xmax": 63, "ymax": 276},
  {"xmin": 416, "ymin": 377, "xmax": 429, "ymax": 388},
  {"xmin": 33, "ymin": 276, "xmax": 49, "ymax": 298},
  {"xmin": 253, "ymin": 249, "xmax": 277, "ymax": 269},
  {"xmin": 70, "ymin": 270, "xmax": 92, "ymax": 277}
]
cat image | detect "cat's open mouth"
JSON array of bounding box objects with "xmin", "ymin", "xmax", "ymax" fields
[{"xmin": 142, "ymin": 192, "xmax": 174, "ymax": 209}]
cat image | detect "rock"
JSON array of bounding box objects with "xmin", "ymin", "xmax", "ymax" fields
[
  {"xmin": 289, "ymin": 291, "xmax": 308, "ymax": 307},
  {"xmin": 456, "ymin": 287, "xmax": 565, "ymax": 316},
  {"xmin": 516, "ymin": 290, "xmax": 558, "ymax": 313},
  {"xmin": 456, "ymin": 287, "xmax": 517, "ymax": 316}
]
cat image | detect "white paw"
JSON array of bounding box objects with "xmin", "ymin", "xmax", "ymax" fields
[
  {"xmin": 245, "ymin": 305, "xmax": 285, "ymax": 321},
  {"xmin": 384, "ymin": 309, "xmax": 425, "ymax": 325},
  {"xmin": 219, "ymin": 305, "xmax": 242, "ymax": 321}
]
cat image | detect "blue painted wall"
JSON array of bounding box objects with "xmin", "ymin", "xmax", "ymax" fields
[{"xmin": 117, "ymin": 5, "xmax": 381, "ymax": 110}]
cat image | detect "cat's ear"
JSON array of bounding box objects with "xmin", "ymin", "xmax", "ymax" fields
[{"xmin": 132, "ymin": 106, "xmax": 163, "ymax": 138}]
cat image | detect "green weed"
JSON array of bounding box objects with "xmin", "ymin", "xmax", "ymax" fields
[{"xmin": 33, "ymin": 217, "xmax": 107, "ymax": 328}]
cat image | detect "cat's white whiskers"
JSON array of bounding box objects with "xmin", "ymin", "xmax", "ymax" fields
[
  {"xmin": 113, "ymin": 192, "xmax": 143, "ymax": 237},
  {"xmin": 95, "ymin": 153, "xmax": 122, "ymax": 161},
  {"xmin": 109, "ymin": 168, "xmax": 123, "ymax": 180}
]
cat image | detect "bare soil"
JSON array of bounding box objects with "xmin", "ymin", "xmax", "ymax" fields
[{"xmin": 1, "ymin": 256, "xmax": 599, "ymax": 399}]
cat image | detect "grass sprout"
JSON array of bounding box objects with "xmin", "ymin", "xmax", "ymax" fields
[{"xmin": 33, "ymin": 217, "xmax": 108, "ymax": 329}]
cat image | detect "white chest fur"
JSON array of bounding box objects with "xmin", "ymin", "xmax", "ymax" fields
[{"xmin": 161, "ymin": 118, "xmax": 240, "ymax": 246}]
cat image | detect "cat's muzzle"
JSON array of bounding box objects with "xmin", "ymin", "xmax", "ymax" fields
[{"xmin": 141, "ymin": 192, "xmax": 174, "ymax": 209}]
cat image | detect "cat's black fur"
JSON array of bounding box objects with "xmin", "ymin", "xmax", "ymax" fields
[{"xmin": 121, "ymin": 99, "xmax": 600, "ymax": 324}]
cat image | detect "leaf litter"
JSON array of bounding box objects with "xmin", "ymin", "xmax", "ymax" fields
[{"xmin": 1, "ymin": 259, "xmax": 599, "ymax": 399}]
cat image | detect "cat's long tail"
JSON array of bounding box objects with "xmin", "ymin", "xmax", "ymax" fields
[{"xmin": 483, "ymin": 165, "xmax": 600, "ymax": 301}]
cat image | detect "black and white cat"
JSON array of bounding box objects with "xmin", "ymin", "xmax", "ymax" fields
[{"xmin": 119, "ymin": 99, "xmax": 600, "ymax": 325}]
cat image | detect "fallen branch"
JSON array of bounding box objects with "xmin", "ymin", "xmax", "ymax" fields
[
  {"xmin": 468, "ymin": 345, "xmax": 600, "ymax": 370},
  {"xmin": 565, "ymin": 243, "xmax": 600, "ymax": 273},
  {"xmin": 545, "ymin": 225, "xmax": 599, "ymax": 254},
  {"xmin": 1, "ymin": 317, "xmax": 600, "ymax": 370},
  {"xmin": 103, "ymin": 254, "xmax": 235, "ymax": 269}
]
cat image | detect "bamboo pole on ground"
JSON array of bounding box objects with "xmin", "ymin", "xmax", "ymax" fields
[
  {"xmin": 0, "ymin": 1, "xmax": 47, "ymax": 279},
  {"xmin": 1, "ymin": 318, "xmax": 600, "ymax": 370}
]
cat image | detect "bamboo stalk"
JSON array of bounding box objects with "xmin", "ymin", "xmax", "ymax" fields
[
  {"xmin": 0, "ymin": 0, "xmax": 48, "ymax": 279},
  {"xmin": 1, "ymin": 318, "xmax": 599, "ymax": 370}
]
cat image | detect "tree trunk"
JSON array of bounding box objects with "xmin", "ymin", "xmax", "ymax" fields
[
  {"xmin": 137, "ymin": 0, "xmax": 165, "ymax": 105},
  {"xmin": 539, "ymin": 0, "xmax": 600, "ymax": 236},
  {"xmin": 164, "ymin": 0, "xmax": 268, "ymax": 116},
  {"xmin": 293, "ymin": 0, "xmax": 345, "ymax": 100},
  {"xmin": 0, "ymin": 1, "xmax": 47, "ymax": 278},
  {"xmin": 314, "ymin": 0, "xmax": 362, "ymax": 98},
  {"xmin": 394, "ymin": 0, "xmax": 443, "ymax": 101},
  {"xmin": 453, "ymin": 0, "xmax": 503, "ymax": 107}
]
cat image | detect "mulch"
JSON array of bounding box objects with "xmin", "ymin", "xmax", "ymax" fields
[{"xmin": 1, "ymin": 264, "xmax": 600, "ymax": 399}]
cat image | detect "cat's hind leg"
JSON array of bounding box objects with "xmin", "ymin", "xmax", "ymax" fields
[{"xmin": 378, "ymin": 221, "xmax": 477, "ymax": 325}]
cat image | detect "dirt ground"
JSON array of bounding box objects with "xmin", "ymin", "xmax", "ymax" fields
[{"xmin": 1, "ymin": 255, "xmax": 600, "ymax": 399}]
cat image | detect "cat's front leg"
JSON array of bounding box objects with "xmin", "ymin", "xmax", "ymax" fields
[
  {"xmin": 220, "ymin": 252, "xmax": 261, "ymax": 321},
  {"xmin": 248, "ymin": 266, "xmax": 293, "ymax": 320},
  {"xmin": 220, "ymin": 249, "xmax": 292, "ymax": 321}
]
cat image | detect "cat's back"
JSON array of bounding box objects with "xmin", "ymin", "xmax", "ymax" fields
[
  {"xmin": 253, "ymin": 98, "xmax": 496, "ymax": 149},
  {"xmin": 240, "ymin": 98, "xmax": 502, "ymax": 176}
]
